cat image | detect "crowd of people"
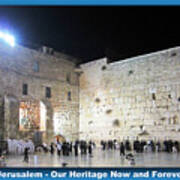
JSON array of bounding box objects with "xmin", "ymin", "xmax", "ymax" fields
[
  {"xmin": 0, "ymin": 139, "xmax": 96, "ymax": 165},
  {"xmin": 34, "ymin": 138, "xmax": 180, "ymax": 162},
  {"xmin": 100, "ymin": 139, "xmax": 180, "ymax": 155},
  {"xmin": 18, "ymin": 140, "xmax": 96, "ymax": 165},
  {"xmin": 2, "ymin": 138, "xmax": 180, "ymax": 157},
  {"xmin": 1, "ymin": 138, "xmax": 180, "ymax": 166},
  {"xmin": 7, "ymin": 139, "xmax": 35, "ymax": 155},
  {"xmin": 49, "ymin": 140, "xmax": 95, "ymax": 157}
]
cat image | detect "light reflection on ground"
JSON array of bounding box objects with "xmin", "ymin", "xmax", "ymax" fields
[{"xmin": 4, "ymin": 148, "xmax": 180, "ymax": 167}]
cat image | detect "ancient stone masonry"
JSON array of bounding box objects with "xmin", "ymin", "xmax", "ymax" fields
[
  {"xmin": 0, "ymin": 42, "xmax": 79, "ymax": 143},
  {"xmin": 79, "ymin": 47, "xmax": 180, "ymax": 144},
  {"xmin": 1, "ymin": 41, "xmax": 180, "ymax": 145}
]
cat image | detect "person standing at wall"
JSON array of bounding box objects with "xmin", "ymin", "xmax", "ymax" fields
[
  {"xmin": 69, "ymin": 142, "xmax": 73, "ymax": 154},
  {"xmin": 74, "ymin": 141, "xmax": 79, "ymax": 156},
  {"xmin": 88, "ymin": 141, "xmax": 93, "ymax": 157},
  {"xmin": 84, "ymin": 141, "xmax": 87, "ymax": 155},
  {"xmin": 120, "ymin": 142, "xmax": 125, "ymax": 156},
  {"xmin": 174, "ymin": 141, "xmax": 179, "ymax": 152},
  {"xmin": 50, "ymin": 143, "xmax": 54, "ymax": 155},
  {"xmin": 125, "ymin": 139, "xmax": 131, "ymax": 151},
  {"xmin": 23, "ymin": 147, "xmax": 29, "ymax": 163}
]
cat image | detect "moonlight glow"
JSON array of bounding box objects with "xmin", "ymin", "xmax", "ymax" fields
[{"xmin": 0, "ymin": 31, "xmax": 15, "ymax": 47}]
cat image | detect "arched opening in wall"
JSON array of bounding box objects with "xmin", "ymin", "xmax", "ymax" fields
[
  {"xmin": 53, "ymin": 113, "xmax": 69, "ymax": 137},
  {"xmin": 19, "ymin": 100, "xmax": 47, "ymax": 144}
]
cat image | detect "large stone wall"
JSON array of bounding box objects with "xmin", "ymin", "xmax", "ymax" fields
[
  {"xmin": 0, "ymin": 42, "xmax": 79, "ymax": 142},
  {"xmin": 2, "ymin": 41, "xmax": 180, "ymax": 145},
  {"xmin": 79, "ymin": 47, "xmax": 180, "ymax": 144}
]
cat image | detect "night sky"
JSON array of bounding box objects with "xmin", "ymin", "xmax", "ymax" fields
[{"xmin": 0, "ymin": 7, "xmax": 179, "ymax": 64}]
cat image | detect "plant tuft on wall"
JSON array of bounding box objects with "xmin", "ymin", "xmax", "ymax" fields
[
  {"xmin": 106, "ymin": 109, "xmax": 112, "ymax": 114},
  {"xmin": 160, "ymin": 117, "xmax": 166, "ymax": 121},
  {"xmin": 113, "ymin": 119, "xmax": 120, "ymax": 127},
  {"xmin": 95, "ymin": 98, "xmax": 101, "ymax": 103},
  {"xmin": 101, "ymin": 66, "xmax": 107, "ymax": 71},
  {"xmin": 128, "ymin": 70, "xmax": 134, "ymax": 75},
  {"xmin": 88, "ymin": 121, "xmax": 93, "ymax": 124}
]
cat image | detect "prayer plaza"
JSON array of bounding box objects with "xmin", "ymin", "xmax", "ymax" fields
[{"xmin": 5, "ymin": 149, "xmax": 180, "ymax": 167}]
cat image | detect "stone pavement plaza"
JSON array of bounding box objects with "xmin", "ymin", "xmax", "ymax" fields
[{"xmin": 4, "ymin": 148, "xmax": 180, "ymax": 167}]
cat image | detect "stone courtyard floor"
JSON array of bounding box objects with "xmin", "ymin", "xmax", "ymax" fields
[{"xmin": 4, "ymin": 148, "xmax": 180, "ymax": 167}]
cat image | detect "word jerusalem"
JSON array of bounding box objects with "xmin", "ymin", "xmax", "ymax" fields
[{"xmin": 0, "ymin": 171, "xmax": 43, "ymax": 178}]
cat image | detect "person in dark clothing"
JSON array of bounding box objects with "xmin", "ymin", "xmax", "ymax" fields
[
  {"xmin": 108, "ymin": 140, "xmax": 111, "ymax": 150},
  {"xmin": 164, "ymin": 140, "xmax": 168, "ymax": 152},
  {"xmin": 92, "ymin": 142, "xmax": 96, "ymax": 148},
  {"xmin": 69, "ymin": 142, "xmax": 73, "ymax": 153},
  {"xmin": 24, "ymin": 147, "xmax": 29, "ymax": 163},
  {"xmin": 80, "ymin": 141, "xmax": 83, "ymax": 155},
  {"xmin": 62, "ymin": 142, "xmax": 66, "ymax": 156},
  {"xmin": 64, "ymin": 143, "xmax": 66, "ymax": 156},
  {"xmin": 120, "ymin": 142, "xmax": 125, "ymax": 156},
  {"xmin": 174, "ymin": 141, "xmax": 179, "ymax": 152},
  {"xmin": 74, "ymin": 142, "xmax": 78, "ymax": 156},
  {"xmin": 133, "ymin": 140, "xmax": 136, "ymax": 152},
  {"xmin": 84, "ymin": 141, "xmax": 87, "ymax": 155},
  {"xmin": 101, "ymin": 140, "xmax": 106, "ymax": 151},
  {"xmin": 104, "ymin": 141, "xmax": 107, "ymax": 150},
  {"xmin": 125, "ymin": 140, "xmax": 131, "ymax": 151},
  {"xmin": 168, "ymin": 140, "xmax": 173, "ymax": 153},
  {"xmin": 66, "ymin": 143, "xmax": 70, "ymax": 156},
  {"xmin": 156, "ymin": 141, "xmax": 161, "ymax": 152},
  {"xmin": 102, "ymin": 141, "xmax": 106, "ymax": 150},
  {"xmin": 50, "ymin": 143, "xmax": 54, "ymax": 155},
  {"xmin": 150, "ymin": 140, "xmax": 155, "ymax": 152},
  {"xmin": 88, "ymin": 141, "xmax": 92, "ymax": 156},
  {"xmin": 134, "ymin": 140, "xmax": 140, "ymax": 153},
  {"xmin": 110, "ymin": 140, "xmax": 113, "ymax": 150},
  {"xmin": 100, "ymin": 140, "xmax": 104, "ymax": 149}
]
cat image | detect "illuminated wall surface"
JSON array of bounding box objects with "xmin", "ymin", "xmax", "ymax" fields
[
  {"xmin": 79, "ymin": 47, "xmax": 180, "ymax": 143},
  {"xmin": 1, "ymin": 39, "xmax": 180, "ymax": 144}
]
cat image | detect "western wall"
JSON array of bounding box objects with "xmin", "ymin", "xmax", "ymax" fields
[
  {"xmin": 79, "ymin": 47, "xmax": 180, "ymax": 144},
  {"xmin": 1, "ymin": 41, "xmax": 180, "ymax": 145}
]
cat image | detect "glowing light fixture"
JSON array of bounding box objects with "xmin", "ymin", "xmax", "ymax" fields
[{"xmin": 0, "ymin": 31, "xmax": 15, "ymax": 47}]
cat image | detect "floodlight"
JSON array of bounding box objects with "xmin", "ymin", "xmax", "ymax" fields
[{"xmin": 0, "ymin": 31, "xmax": 15, "ymax": 47}]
